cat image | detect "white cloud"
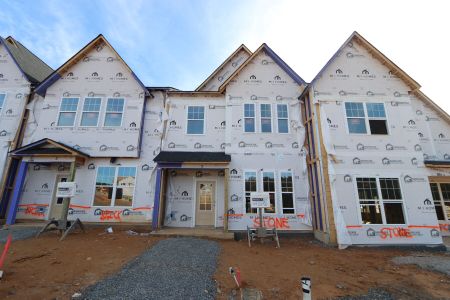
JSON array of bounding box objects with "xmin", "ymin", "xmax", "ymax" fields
[{"xmin": 1, "ymin": 0, "xmax": 448, "ymax": 113}]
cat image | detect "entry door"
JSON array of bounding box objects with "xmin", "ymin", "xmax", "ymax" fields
[
  {"xmin": 49, "ymin": 175, "xmax": 69, "ymax": 220},
  {"xmin": 195, "ymin": 181, "xmax": 215, "ymax": 226}
]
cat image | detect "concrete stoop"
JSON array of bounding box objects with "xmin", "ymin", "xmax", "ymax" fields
[{"xmin": 150, "ymin": 227, "xmax": 234, "ymax": 240}]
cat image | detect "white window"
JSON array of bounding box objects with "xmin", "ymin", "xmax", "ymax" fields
[
  {"xmin": 430, "ymin": 183, "xmax": 450, "ymax": 221},
  {"xmin": 277, "ymin": 104, "xmax": 289, "ymax": 133},
  {"xmin": 262, "ymin": 171, "xmax": 276, "ymax": 213},
  {"xmin": 0, "ymin": 93, "xmax": 5, "ymax": 114},
  {"xmin": 345, "ymin": 102, "xmax": 388, "ymax": 135},
  {"xmin": 187, "ymin": 106, "xmax": 205, "ymax": 134},
  {"xmin": 94, "ymin": 166, "xmax": 136, "ymax": 207},
  {"xmin": 260, "ymin": 104, "xmax": 272, "ymax": 133},
  {"xmin": 244, "ymin": 171, "xmax": 257, "ymax": 213},
  {"xmin": 57, "ymin": 97, "xmax": 79, "ymax": 126},
  {"xmin": 356, "ymin": 177, "xmax": 405, "ymax": 224},
  {"xmin": 104, "ymin": 98, "xmax": 124, "ymax": 127},
  {"xmin": 366, "ymin": 103, "xmax": 388, "ymax": 134},
  {"xmin": 80, "ymin": 98, "xmax": 101, "ymax": 127},
  {"xmin": 280, "ymin": 171, "xmax": 294, "ymax": 214},
  {"xmin": 244, "ymin": 104, "xmax": 255, "ymax": 133}
]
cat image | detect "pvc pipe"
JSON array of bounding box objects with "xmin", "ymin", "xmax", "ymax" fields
[{"xmin": 301, "ymin": 277, "xmax": 311, "ymax": 300}]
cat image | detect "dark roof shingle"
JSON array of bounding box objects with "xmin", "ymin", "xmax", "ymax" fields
[
  {"xmin": 3, "ymin": 36, "xmax": 53, "ymax": 84},
  {"xmin": 154, "ymin": 151, "xmax": 231, "ymax": 163}
]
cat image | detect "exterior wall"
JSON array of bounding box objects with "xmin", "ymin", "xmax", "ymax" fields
[
  {"xmin": 16, "ymin": 158, "xmax": 154, "ymax": 222},
  {"xmin": 0, "ymin": 43, "xmax": 31, "ymax": 182},
  {"xmin": 224, "ymin": 50, "xmax": 311, "ymax": 231},
  {"xmin": 312, "ymin": 38, "xmax": 443, "ymax": 245},
  {"xmin": 199, "ymin": 48, "xmax": 250, "ymax": 91},
  {"xmin": 409, "ymin": 95, "xmax": 450, "ymax": 236},
  {"xmin": 410, "ymin": 95, "xmax": 450, "ymax": 162},
  {"xmin": 16, "ymin": 92, "xmax": 165, "ymax": 223},
  {"xmin": 22, "ymin": 43, "xmax": 146, "ymax": 157},
  {"xmin": 164, "ymin": 169, "xmax": 224, "ymax": 227},
  {"xmin": 163, "ymin": 95, "xmax": 225, "ymax": 151}
]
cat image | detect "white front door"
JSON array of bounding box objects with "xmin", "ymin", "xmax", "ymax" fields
[
  {"xmin": 49, "ymin": 175, "xmax": 69, "ymax": 220},
  {"xmin": 195, "ymin": 181, "xmax": 215, "ymax": 226}
]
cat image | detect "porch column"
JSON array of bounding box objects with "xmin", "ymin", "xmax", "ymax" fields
[
  {"xmin": 224, "ymin": 168, "xmax": 229, "ymax": 232},
  {"xmin": 6, "ymin": 161, "xmax": 28, "ymax": 225},
  {"xmin": 152, "ymin": 166, "xmax": 163, "ymax": 231},
  {"xmin": 59, "ymin": 160, "xmax": 76, "ymax": 228},
  {"xmin": 0, "ymin": 158, "xmax": 20, "ymax": 218}
]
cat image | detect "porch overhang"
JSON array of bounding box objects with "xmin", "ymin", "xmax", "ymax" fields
[
  {"xmin": 9, "ymin": 138, "xmax": 89, "ymax": 164},
  {"xmin": 153, "ymin": 151, "xmax": 231, "ymax": 164},
  {"xmin": 424, "ymin": 160, "xmax": 450, "ymax": 168}
]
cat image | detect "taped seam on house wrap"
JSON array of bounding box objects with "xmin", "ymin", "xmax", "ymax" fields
[
  {"xmin": 165, "ymin": 176, "xmax": 175, "ymax": 226},
  {"xmin": 0, "ymin": 143, "xmax": 10, "ymax": 180},
  {"xmin": 319, "ymin": 104, "xmax": 351, "ymax": 248},
  {"xmin": 319, "ymin": 104, "xmax": 336, "ymax": 156}
]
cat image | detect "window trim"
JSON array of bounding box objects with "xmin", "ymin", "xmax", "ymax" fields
[
  {"xmin": 243, "ymin": 169, "xmax": 258, "ymax": 214},
  {"xmin": 261, "ymin": 169, "xmax": 277, "ymax": 214},
  {"xmin": 344, "ymin": 101, "xmax": 389, "ymax": 135},
  {"xmin": 186, "ymin": 105, "xmax": 206, "ymax": 135},
  {"xmin": 243, "ymin": 103, "xmax": 256, "ymax": 133},
  {"xmin": 276, "ymin": 103, "xmax": 289, "ymax": 134},
  {"xmin": 366, "ymin": 102, "xmax": 389, "ymax": 135},
  {"xmin": 280, "ymin": 170, "xmax": 295, "ymax": 214},
  {"xmin": 92, "ymin": 165, "xmax": 137, "ymax": 207},
  {"xmin": 354, "ymin": 176, "xmax": 408, "ymax": 225},
  {"xmin": 56, "ymin": 97, "xmax": 80, "ymax": 127},
  {"xmin": 79, "ymin": 97, "xmax": 102, "ymax": 127},
  {"xmin": 431, "ymin": 182, "xmax": 450, "ymax": 222},
  {"xmin": 260, "ymin": 103, "xmax": 273, "ymax": 133},
  {"xmin": 0, "ymin": 92, "xmax": 6, "ymax": 116},
  {"xmin": 103, "ymin": 97, "xmax": 125, "ymax": 128}
]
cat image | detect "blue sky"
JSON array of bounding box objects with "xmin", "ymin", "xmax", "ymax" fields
[{"xmin": 1, "ymin": 0, "xmax": 449, "ymax": 111}]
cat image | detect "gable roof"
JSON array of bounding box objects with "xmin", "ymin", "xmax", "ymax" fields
[
  {"xmin": 308, "ymin": 31, "xmax": 421, "ymax": 90},
  {"xmin": 9, "ymin": 138, "xmax": 89, "ymax": 158},
  {"xmin": 34, "ymin": 34, "xmax": 148, "ymax": 96},
  {"xmin": 218, "ymin": 43, "xmax": 306, "ymax": 92},
  {"xmin": 195, "ymin": 44, "xmax": 252, "ymax": 91},
  {"xmin": 0, "ymin": 36, "xmax": 53, "ymax": 84}
]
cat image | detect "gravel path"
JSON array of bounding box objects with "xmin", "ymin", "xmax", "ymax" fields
[
  {"xmin": 81, "ymin": 238, "xmax": 220, "ymax": 300},
  {"xmin": 392, "ymin": 254, "xmax": 450, "ymax": 276},
  {"xmin": 0, "ymin": 226, "xmax": 39, "ymax": 242}
]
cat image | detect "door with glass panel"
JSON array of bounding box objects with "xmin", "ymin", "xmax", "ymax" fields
[
  {"xmin": 195, "ymin": 181, "xmax": 215, "ymax": 226},
  {"xmin": 430, "ymin": 183, "xmax": 450, "ymax": 225}
]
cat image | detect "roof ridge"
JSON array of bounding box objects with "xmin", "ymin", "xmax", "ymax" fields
[
  {"xmin": 218, "ymin": 43, "xmax": 306, "ymax": 92},
  {"xmin": 195, "ymin": 44, "xmax": 252, "ymax": 91},
  {"xmin": 34, "ymin": 34, "xmax": 147, "ymax": 96}
]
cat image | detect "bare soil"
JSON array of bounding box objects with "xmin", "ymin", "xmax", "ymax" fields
[
  {"xmin": 215, "ymin": 237, "xmax": 450, "ymax": 300},
  {"xmin": 0, "ymin": 226, "xmax": 162, "ymax": 300},
  {"xmin": 1, "ymin": 230, "xmax": 449, "ymax": 300}
]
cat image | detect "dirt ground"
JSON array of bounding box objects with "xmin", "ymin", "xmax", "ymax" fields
[
  {"xmin": 215, "ymin": 237, "xmax": 450, "ymax": 300},
  {"xmin": 1, "ymin": 230, "xmax": 449, "ymax": 300},
  {"xmin": 0, "ymin": 226, "xmax": 162, "ymax": 300}
]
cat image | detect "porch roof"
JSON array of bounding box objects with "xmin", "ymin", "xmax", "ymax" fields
[
  {"xmin": 9, "ymin": 138, "xmax": 90, "ymax": 158},
  {"xmin": 424, "ymin": 160, "xmax": 450, "ymax": 167},
  {"xmin": 153, "ymin": 151, "xmax": 231, "ymax": 163}
]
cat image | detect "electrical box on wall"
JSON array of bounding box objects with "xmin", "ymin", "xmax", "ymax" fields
[{"xmin": 56, "ymin": 182, "xmax": 76, "ymax": 198}]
